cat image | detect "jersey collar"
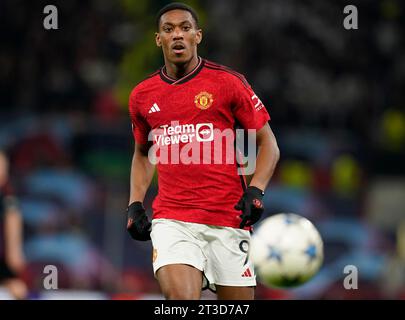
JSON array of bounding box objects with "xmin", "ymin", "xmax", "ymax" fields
[{"xmin": 160, "ymin": 57, "xmax": 204, "ymax": 85}]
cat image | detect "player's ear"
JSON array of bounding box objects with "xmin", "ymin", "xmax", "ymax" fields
[
  {"xmin": 155, "ymin": 32, "xmax": 162, "ymax": 47},
  {"xmin": 195, "ymin": 28, "xmax": 202, "ymax": 45}
]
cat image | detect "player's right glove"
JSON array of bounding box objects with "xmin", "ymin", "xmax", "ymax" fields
[
  {"xmin": 126, "ymin": 201, "xmax": 151, "ymax": 241},
  {"xmin": 235, "ymin": 186, "xmax": 265, "ymax": 229}
]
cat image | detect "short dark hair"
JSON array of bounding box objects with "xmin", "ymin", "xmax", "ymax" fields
[{"xmin": 156, "ymin": 2, "xmax": 199, "ymax": 29}]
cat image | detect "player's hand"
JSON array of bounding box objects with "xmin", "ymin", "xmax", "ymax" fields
[
  {"xmin": 126, "ymin": 201, "xmax": 151, "ymax": 241},
  {"xmin": 234, "ymin": 186, "xmax": 265, "ymax": 229}
]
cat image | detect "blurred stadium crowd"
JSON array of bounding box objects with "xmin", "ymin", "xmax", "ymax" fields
[{"xmin": 0, "ymin": 0, "xmax": 404, "ymax": 299}]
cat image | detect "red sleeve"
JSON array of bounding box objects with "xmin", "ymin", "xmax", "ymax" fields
[
  {"xmin": 129, "ymin": 89, "xmax": 150, "ymax": 145},
  {"xmin": 231, "ymin": 76, "xmax": 271, "ymax": 130}
]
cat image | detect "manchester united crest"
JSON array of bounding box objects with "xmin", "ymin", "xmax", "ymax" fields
[{"xmin": 194, "ymin": 91, "xmax": 214, "ymax": 110}]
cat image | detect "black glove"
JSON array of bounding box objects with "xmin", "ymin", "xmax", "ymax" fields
[
  {"xmin": 126, "ymin": 201, "xmax": 151, "ymax": 241},
  {"xmin": 234, "ymin": 186, "xmax": 265, "ymax": 229}
]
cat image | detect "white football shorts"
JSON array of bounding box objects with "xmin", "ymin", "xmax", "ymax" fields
[{"xmin": 150, "ymin": 218, "xmax": 256, "ymax": 291}]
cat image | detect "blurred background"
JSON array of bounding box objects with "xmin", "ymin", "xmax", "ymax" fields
[{"xmin": 0, "ymin": 0, "xmax": 404, "ymax": 299}]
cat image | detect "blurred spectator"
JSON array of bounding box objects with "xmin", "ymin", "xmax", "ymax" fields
[
  {"xmin": 0, "ymin": 150, "xmax": 28, "ymax": 299},
  {"xmin": 380, "ymin": 220, "xmax": 405, "ymax": 298}
]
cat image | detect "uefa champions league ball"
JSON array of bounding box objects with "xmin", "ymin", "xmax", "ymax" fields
[{"xmin": 249, "ymin": 213, "xmax": 324, "ymax": 288}]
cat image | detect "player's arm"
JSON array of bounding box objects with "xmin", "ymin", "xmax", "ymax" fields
[
  {"xmin": 232, "ymin": 77, "xmax": 280, "ymax": 228},
  {"xmin": 4, "ymin": 199, "xmax": 26, "ymax": 273},
  {"xmin": 127, "ymin": 87, "xmax": 156, "ymax": 241},
  {"xmin": 129, "ymin": 141, "xmax": 155, "ymax": 204},
  {"xmin": 127, "ymin": 87, "xmax": 155, "ymax": 241},
  {"xmin": 249, "ymin": 122, "xmax": 279, "ymax": 191},
  {"xmin": 126, "ymin": 141, "xmax": 155, "ymax": 241},
  {"xmin": 235, "ymin": 123, "xmax": 280, "ymax": 228}
]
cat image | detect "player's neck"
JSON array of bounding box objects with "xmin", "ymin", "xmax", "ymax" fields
[{"xmin": 164, "ymin": 55, "xmax": 199, "ymax": 80}]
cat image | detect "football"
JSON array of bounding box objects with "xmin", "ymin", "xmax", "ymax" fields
[{"xmin": 249, "ymin": 213, "xmax": 324, "ymax": 288}]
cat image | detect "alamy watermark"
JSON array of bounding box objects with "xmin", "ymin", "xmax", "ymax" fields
[
  {"xmin": 43, "ymin": 5, "xmax": 58, "ymax": 30},
  {"xmin": 44, "ymin": 5, "xmax": 358, "ymax": 31},
  {"xmin": 343, "ymin": 5, "xmax": 358, "ymax": 30},
  {"xmin": 343, "ymin": 265, "xmax": 358, "ymax": 290},
  {"xmin": 43, "ymin": 265, "xmax": 58, "ymax": 290}
]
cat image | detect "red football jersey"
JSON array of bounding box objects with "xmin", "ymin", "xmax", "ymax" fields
[{"xmin": 129, "ymin": 58, "xmax": 270, "ymax": 229}]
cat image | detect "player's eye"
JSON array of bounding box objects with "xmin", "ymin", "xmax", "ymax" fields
[
  {"xmin": 182, "ymin": 26, "xmax": 191, "ymax": 31},
  {"xmin": 163, "ymin": 26, "xmax": 172, "ymax": 32}
]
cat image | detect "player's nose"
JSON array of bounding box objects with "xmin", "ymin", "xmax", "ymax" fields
[{"xmin": 172, "ymin": 27, "xmax": 184, "ymax": 39}]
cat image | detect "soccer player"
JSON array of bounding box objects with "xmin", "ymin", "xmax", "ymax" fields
[
  {"xmin": 0, "ymin": 151, "xmax": 28, "ymax": 299},
  {"xmin": 126, "ymin": 3, "xmax": 280, "ymax": 300}
]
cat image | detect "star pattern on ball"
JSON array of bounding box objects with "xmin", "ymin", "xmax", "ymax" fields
[
  {"xmin": 304, "ymin": 243, "xmax": 318, "ymax": 261},
  {"xmin": 284, "ymin": 214, "xmax": 298, "ymax": 225},
  {"xmin": 267, "ymin": 246, "xmax": 282, "ymax": 262}
]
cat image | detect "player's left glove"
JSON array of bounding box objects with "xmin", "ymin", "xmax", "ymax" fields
[{"xmin": 235, "ymin": 186, "xmax": 265, "ymax": 229}]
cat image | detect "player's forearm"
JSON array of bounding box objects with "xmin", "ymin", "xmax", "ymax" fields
[
  {"xmin": 129, "ymin": 145, "xmax": 155, "ymax": 204},
  {"xmin": 249, "ymin": 126, "xmax": 280, "ymax": 191}
]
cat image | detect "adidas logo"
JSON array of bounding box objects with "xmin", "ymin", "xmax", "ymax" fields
[
  {"xmin": 148, "ymin": 103, "xmax": 160, "ymax": 114},
  {"xmin": 241, "ymin": 268, "xmax": 252, "ymax": 277}
]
